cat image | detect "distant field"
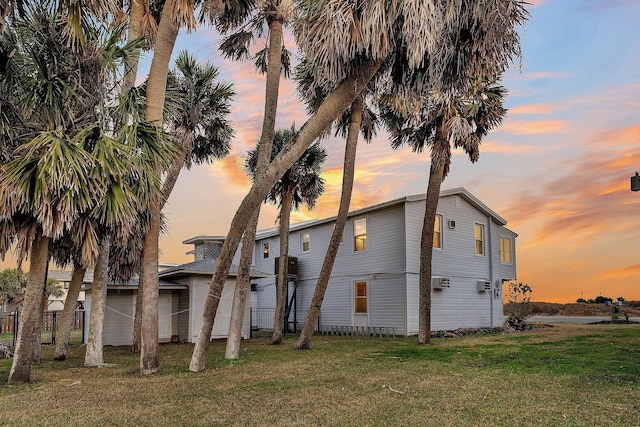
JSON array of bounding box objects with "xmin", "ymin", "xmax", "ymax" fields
[
  {"xmin": 505, "ymin": 301, "xmax": 640, "ymax": 318},
  {"xmin": 1, "ymin": 323, "xmax": 639, "ymax": 426}
]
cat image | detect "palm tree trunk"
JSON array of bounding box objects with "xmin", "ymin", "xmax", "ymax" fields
[
  {"xmin": 32, "ymin": 288, "xmax": 47, "ymax": 364},
  {"xmin": 140, "ymin": 210, "xmax": 160, "ymax": 374},
  {"xmin": 224, "ymin": 211, "xmax": 259, "ymax": 360},
  {"xmin": 224, "ymin": 17, "xmax": 284, "ymax": 359},
  {"xmin": 122, "ymin": 0, "xmax": 144, "ymax": 93},
  {"xmin": 54, "ymin": 265, "xmax": 86, "ymax": 360},
  {"xmin": 418, "ymin": 135, "xmax": 448, "ymax": 345},
  {"xmin": 297, "ymin": 95, "xmax": 362, "ymax": 350},
  {"xmin": 8, "ymin": 231, "xmax": 49, "ymax": 384},
  {"xmin": 139, "ymin": 0, "xmax": 180, "ymax": 375},
  {"xmin": 132, "ymin": 262, "xmax": 143, "ymax": 354},
  {"xmin": 189, "ymin": 60, "xmax": 382, "ymax": 372},
  {"xmin": 84, "ymin": 237, "xmax": 111, "ymax": 366},
  {"xmin": 272, "ymin": 189, "xmax": 293, "ymax": 344}
]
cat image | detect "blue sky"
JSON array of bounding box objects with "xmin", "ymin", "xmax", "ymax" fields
[{"xmin": 2, "ymin": 0, "xmax": 638, "ymax": 302}]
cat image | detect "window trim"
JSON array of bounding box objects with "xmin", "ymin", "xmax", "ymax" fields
[
  {"xmin": 474, "ymin": 223, "xmax": 485, "ymax": 256},
  {"xmin": 353, "ymin": 217, "xmax": 368, "ymax": 253},
  {"xmin": 300, "ymin": 231, "xmax": 310, "ymax": 253},
  {"xmin": 433, "ymin": 214, "xmax": 443, "ymax": 250},
  {"xmin": 500, "ymin": 236, "xmax": 512, "ymax": 264}
]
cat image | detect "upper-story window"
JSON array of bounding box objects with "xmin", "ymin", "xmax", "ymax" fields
[
  {"xmin": 262, "ymin": 242, "xmax": 270, "ymax": 259},
  {"xmin": 433, "ymin": 214, "xmax": 443, "ymax": 249},
  {"xmin": 474, "ymin": 223, "xmax": 485, "ymax": 256},
  {"xmin": 301, "ymin": 231, "xmax": 310, "ymax": 252},
  {"xmin": 500, "ymin": 236, "xmax": 512, "ymax": 264},
  {"xmin": 353, "ymin": 217, "xmax": 367, "ymax": 252}
]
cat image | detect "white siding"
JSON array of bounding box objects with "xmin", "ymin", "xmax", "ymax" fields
[
  {"xmin": 103, "ymin": 292, "xmax": 134, "ymax": 346},
  {"xmin": 189, "ymin": 277, "xmax": 249, "ymax": 341}
]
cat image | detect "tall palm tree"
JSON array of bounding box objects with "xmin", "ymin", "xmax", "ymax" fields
[
  {"xmin": 296, "ymin": 89, "xmax": 379, "ymax": 349},
  {"xmin": 243, "ymin": 125, "xmax": 326, "ymax": 345},
  {"xmin": 383, "ymin": 82, "xmax": 508, "ymax": 344},
  {"xmin": 190, "ymin": 0, "xmax": 528, "ymax": 371},
  {"xmin": 200, "ymin": 0, "xmax": 294, "ymax": 363},
  {"xmin": 139, "ymin": 0, "xmax": 228, "ymax": 375},
  {"xmin": 0, "ymin": 4, "xmax": 172, "ymax": 382}
]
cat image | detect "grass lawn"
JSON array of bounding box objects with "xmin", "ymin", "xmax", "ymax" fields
[{"xmin": 0, "ymin": 323, "xmax": 639, "ymax": 426}]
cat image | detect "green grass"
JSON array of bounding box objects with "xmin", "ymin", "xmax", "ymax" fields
[{"xmin": 1, "ymin": 323, "xmax": 639, "ymax": 426}]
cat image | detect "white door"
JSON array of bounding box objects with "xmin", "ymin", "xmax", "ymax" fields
[{"xmin": 352, "ymin": 280, "xmax": 369, "ymax": 327}]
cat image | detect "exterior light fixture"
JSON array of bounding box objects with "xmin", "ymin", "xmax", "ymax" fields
[{"xmin": 631, "ymin": 172, "xmax": 640, "ymax": 192}]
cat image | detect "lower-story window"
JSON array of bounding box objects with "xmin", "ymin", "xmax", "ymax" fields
[{"xmin": 354, "ymin": 281, "xmax": 367, "ymax": 313}]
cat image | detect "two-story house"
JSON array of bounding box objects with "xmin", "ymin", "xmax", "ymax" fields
[{"xmin": 251, "ymin": 187, "xmax": 517, "ymax": 335}]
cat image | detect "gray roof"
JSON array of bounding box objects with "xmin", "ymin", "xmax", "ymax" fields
[
  {"xmin": 255, "ymin": 187, "xmax": 509, "ymax": 240},
  {"xmin": 159, "ymin": 257, "xmax": 270, "ymax": 279}
]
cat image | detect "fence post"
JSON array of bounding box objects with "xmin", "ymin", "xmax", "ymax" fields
[
  {"xmin": 51, "ymin": 311, "xmax": 57, "ymax": 344},
  {"xmin": 13, "ymin": 308, "xmax": 19, "ymax": 347}
]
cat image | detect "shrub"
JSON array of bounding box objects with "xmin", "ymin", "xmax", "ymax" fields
[{"xmin": 505, "ymin": 282, "xmax": 533, "ymax": 330}]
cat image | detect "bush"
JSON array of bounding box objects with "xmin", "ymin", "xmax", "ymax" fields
[{"xmin": 505, "ymin": 282, "xmax": 533, "ymax": 330}]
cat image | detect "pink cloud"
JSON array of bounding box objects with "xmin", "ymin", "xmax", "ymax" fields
[
  {"xmin": 509, "ymin": 103, "xmax": 556, "ymax": 115},
  {"xmin": 500, "ymin": 119, "xmax": 570, "ymax": 135}
]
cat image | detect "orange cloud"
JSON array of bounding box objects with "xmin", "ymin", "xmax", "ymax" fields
[
  {"xmin": 509, "ymin": 103, "xmax": 556, "ymax": 115},
  {"xmin": 598, "ymin": 264, "xmax": 640, "ymax": 280},
  {"xmin": 500, "ymin": 120, "xmax": 570, "ymax": 135},
  {"xmin": 208, "ymin": 154, "xmax": 250, "ymax": 191},
  {"xmin": 523, "ymin": 71, "xmax": 575, "ymax": 80}
]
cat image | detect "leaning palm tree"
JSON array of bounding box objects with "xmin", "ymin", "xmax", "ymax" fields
[
  {"xmin": 243, "ymin": 125, "xmax": 326, "ymax": 345},
  {"xmin": 191, "ymin": 0, "xmax": 528, "ymax": 371},
  {"xmin": 383, "ymin": 81, "xmax": 508, "ymax": 344},
  {"xmin": 296, "ymin": 87, "xmax": 380, "ymax": 350},
  {"xmin": 215, "ymin": 0, "xmax": 294, "ymax": 361}
]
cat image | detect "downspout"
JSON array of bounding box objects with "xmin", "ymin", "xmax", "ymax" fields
[{"xmin": 487, "ymin": 215, "xmax": 494, "ymax": 328}]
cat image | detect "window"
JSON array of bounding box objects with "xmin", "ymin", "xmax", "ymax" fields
[
  {"xmin": 353, "ymin": 218, "xmax": 367, "ymax": 252},
  {"xmin": 474, "ymin": 224, "xmax": 485, "ymax": 255},
  {"xmin": 354, "ymin": 281, "xmax": 367, "ymax": 313},
  {"xmin": 262, "ymin": 242, "xmax": 269, "ymax": 259},
  {"xmin": 500, "ymin": 236, "xmax": 512, "ymax": 264},
  {"xmin": 301, "ymin": 231, "xmax": 310, "ymax": 252},
  {"xmin": 433, "ymin": 214, "xmax": 442, "ymax": 248}
]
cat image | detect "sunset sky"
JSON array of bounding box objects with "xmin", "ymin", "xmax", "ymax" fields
[{"xmin": 2, "ymin": 0, "xmax": 638, "ymax": 303}]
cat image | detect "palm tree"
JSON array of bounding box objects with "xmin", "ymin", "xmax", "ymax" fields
[
  {"xmin": 383, "ymin": 82, "xmax": 508, "ymax": 344},
  {"xmin": 139, "ymin": 47, "xmax": 233, "ymax": 373},
  {"xmin": 296, "ymin": 90, "xmax": 379, "ymax": 349},
  {"xmin": 202, "ymin": 0, "xmax": 294, "ymax": 363},
  {"xmin": 0, "ymin": 4, "xmax": 172, "ymax": 382},
  {"xmin": 190, "ymin": 0, "xmax": 528, "ymax": 371},
  {"xmin": 138, "ymin": 0, "xmax": 228, "ymax": 375},
  {"xmin": 243, "ymin": 125, "xmax": 326, "ymax": 345}
]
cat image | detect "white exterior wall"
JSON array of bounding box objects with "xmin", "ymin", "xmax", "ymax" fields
[
  {"xmin": 85, "ymin": 289, "xmax": 180, "ymax": 346},
  {"xmin": 255, "ymin": 204, "xmax": 409, "ymax": 334},
  {"xmin": 405, "ymin": 194, "xmax": 512, "ymax": 331},
  {"xmin": 188, "ymin": 276, "xmax": 250, "ymax": 341}
]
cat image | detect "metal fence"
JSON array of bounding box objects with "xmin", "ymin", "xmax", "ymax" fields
[
  {"xmin": 0, "ymin": 310, "xmax": 85, "ymax": 349},
  {"xmin": 251, "ymin": 308, "xmax": 275, "ymax": 331}
]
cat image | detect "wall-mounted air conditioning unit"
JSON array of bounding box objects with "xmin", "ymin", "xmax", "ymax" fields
[
  {"xmin": 477, "ymin": 280, "xmax": 491, "ymax": 292},
  {"xmin": 447, "ymin": 219, "xmax": 456, "ymax": 229},
  {"xmin": 432, "ymin": 277, "xmax": 451, "ymax": 289}
]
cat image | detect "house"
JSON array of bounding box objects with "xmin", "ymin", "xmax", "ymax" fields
[
  {"xmin": 83, "ymin": 242, "xmax": 268, "ymax": 346},
  {"xmin": 251, "ymin": 187, "xmax": 517, "ymax": 335},
  {"xmin": 48, "ymin": 269, "xmax": 92, "ymax": 311}
]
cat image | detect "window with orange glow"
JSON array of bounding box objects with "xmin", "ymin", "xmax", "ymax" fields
[
  {"xmin": 500, "ymin": 236, "xmax": 512, "ymax": 264},
  {"xmin": 433, "ymin": 215, "xmax": 442, "ymax": 248},
  {"xmin": 354, "ymin": 281, "xmax": 367, "ymax": 313},
  {"xmin": 475, "ymin": 224, "xmax": 485, "ymax": 256}
]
